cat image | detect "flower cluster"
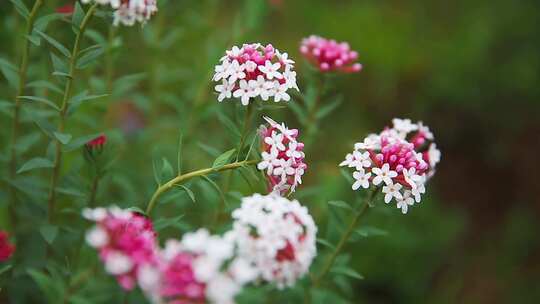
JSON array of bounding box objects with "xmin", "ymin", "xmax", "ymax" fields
[
  {"xmin": 300, "ymin": 35, "xmax": 362, "ymax": 73},
  {"xmin": 257, "ymin": 116, "xmax": 307, "ymax": 196},
  {"xmin": 81, "ymin": 0, "xmax": 158, "ymax": 26},
  {"xmin": 0, "ymin": 231, "xmax": 15, "ymax": 262},
  {"xmin": 340, "ymin": 118, "xmax": 441, "ymax": 214},
  {"xmin": 83, "ymin": 207, "xmax": 159, "ymax": 290},
  {"xmin": 213, "ymin": 43, "xmax": 299, "ymax": 105},
  {"xmin": 84, "ymin": 194, "xmax": 317, "ymax": 303},
  {"xmin": 231, "ymin": 194, "xmax": 317, "ymax": 288}
]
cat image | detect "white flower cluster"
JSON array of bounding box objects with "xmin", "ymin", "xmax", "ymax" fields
[
  {"xmin": 257, "ymin": 117, "xmax": 307, "ymax": 196},
  {"xmin": 340, "ymin": 118, "xmax": 441, "ymax": 214},
  {"xmin": 81, "ymin": 0, "xmax": 158, "ymax": 26},
  {"xmin": 213, "ymin": 43, "xmax": 299, "ymax": 105},
  {"xmin": 230, "ymin": 194, "xmax": 317, "ymax": 288}
]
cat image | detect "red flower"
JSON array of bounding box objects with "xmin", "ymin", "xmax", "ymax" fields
[
  {"xmin": 56, "ymin": 3, "xmax": 74, "ymax": 15},
  {"xmin": 0, "ymin": 231, "xmax": 15, "ymax": 262},
  {"xmin": 86, "ymin": 135, "xmax": 107, "ymax": 149}
]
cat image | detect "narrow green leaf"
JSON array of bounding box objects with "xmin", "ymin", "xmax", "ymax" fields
[
  {"xmin": 175, "ymin": 185, "xmax": 195, "ymax": 203},
  {"xmin": 53, "ymin": 132, "xmax": 72, "ymax": 145},
  {"xmin": 0, "ymin": 65, "xmax": 19, "ymax": 89},
  {"xmin": 52, "ymin": 71, "xmax": 72, "ymax": 78},
  {"xmin": 212, "ymin": 148, "xmax": 236, "ymax": 170},
  {"xmin": 340, "ymin": 168, "xmax": 354, "ymax": 184},
  {"xmin": 34, "ymin": 13, "xmax": 63, "ymax": 31},
  {"xmin": 32, "ymin": 117, "xmax": 56, "ymax": 139},
  {"xmin": 152, "ymin": 156, "xmax": 161, "ymax": 185},
  {"xmin": 17, "ymin": 157, "xmax": 54, "ymax": 174},
  {"xmin": 355, "ymin": 226, "xmax": 388, "ymax": 238},
  {"xmin": 328, "ymin": 200, "xmax": 354, "ymax": 211},
  {"xmin": 197, "ymin": 142, "xmax": 220, "ymax": 157},
  {"xmin": 72, "ymin": 1, "xmax": 84, "ymax": 28},
  {"xmin": 39, "ymin": 225, "xmax": 59, "ymax": 244},
  {"xmin": 161, "ymin": 157, "xmax": 174, "ymax": 181},
  {"xmin": 62, "ymin": 133, "xmax": 101, "ymax": 152},
  {"xmin": 315, "ymin": 95, "xmax": 343, "ymax": 120},
  {"xmin": 9, "ymin": 0, "xmax": 29, "ymax": 19},
  {"xmin": 331, "ymin": 266, "xmax": 364, "ymax": 280},
  {"xmin": 18, "ymin": 96, "xmax": 60, "ymax": 111},
  {"xmin": 126, "ymin": 207, "xmax": 146, "ymax": 215},
  {"xmin": 217, "ymin": 112, "xmax": 241, "ymax": 138},
  {"xmin": 288, "ymin": 100, "xmax": 307, "ymax": 125},
  {"xmin": 36, "ymin": 30, "xmax": 71, "ymax": 58},
  {"xmin": 76, "ymin": 47, "xmax": 104, "ymax": 69},
  {"xmin": 50, "ymin": 53, "xmax": 67, "ymax": 73},
  {"xmin": 200, "ymin": 175, "xmax": 227, "ymax": 205},
  {"xmin": 26, "ymin": 34, "xmax": 41, "ymax": 46},
  {"xmin": 177, "ymin": 133, "xmax": 183, "ymax": 174},
  {"xmin": 317, "ymin": 238, "xmax": 336, "ymax": 251},
  {"xmin": 153, "ymin": 215, "xmax": 185, "ymax": 231},
  {"xmin": 27, "ymin": 80, "xmax": 63, "ymax": 94}
]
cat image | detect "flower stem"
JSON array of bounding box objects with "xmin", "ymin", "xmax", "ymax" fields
[
  {"xmin": 8, "ymin": 0, "xmax": 43, "ymax": 230},
  {"xmin": 146, "ymin": 160, "xmax": 258, "ymax": 215},
  {"xmin": 235, "ymin": 103, "xmax": 255, "ymax": 161},
  {"xmin": 313, "ymin": 188, "xmax": 378, "ymax": 287},
  {"xmin": 47, "ymin": 3, "xmax": 98, "ymax": 224}
]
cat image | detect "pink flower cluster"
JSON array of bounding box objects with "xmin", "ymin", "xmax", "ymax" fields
[
  {"xmin": 83, "ymin": 207, "xmax": 159, "ymax": 290},
  {"xmin": 0, "ymin": 231, "xmax": 15, "ymax": 262},
  {"xmin": 257, "ymin": 117, "xmax": 307, "ymax": 196},
  {"xmin": 213, "ymin": 43, "xmax": 299, "ymax": 105},
  {"xmin": 81, "ymin": 0, "xmax": 158, "ymax": 26},
  {"xmin": 340, "ymin": 118, "xmax": 441, "ymax": 214},
  {"xmin": 300, "ymin": 35, "xmax": 362, "ymax": 73}
]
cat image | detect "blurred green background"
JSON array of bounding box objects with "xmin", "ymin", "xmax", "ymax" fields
[{"xmin": 1, "ymin": 0, "xmax": 540, "ymax": 303}]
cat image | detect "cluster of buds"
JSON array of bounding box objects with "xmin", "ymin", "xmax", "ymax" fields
[
  {"xmin": 231, "ymin": 194, "xmax": 317, "ymax": 288},
  {"xmin": 300, "ymin": 35, "xmax": 362, "ymax": 73},
  {"xmin": 340, "ymin": 118, "xmax": 441, "ymax": 214},
  {"xmin": 0, "ymin": 231, "xmax": 15, "ymax": 262},
  {"xmin": 81, "ymin": 0, "xmax": 158, "ymax": 26},
  {"xmin": 84, "ymin": 194, "xmax": 317, "ymax": 303},
  {"xmin": 257, "ymin": 117, "xmax": 307, "ymax": 196},
  {"xmin": 213, "ymin": 43, "xmax": 299, "ymax": 105},
  {"xmin": 83, "ymin": 207, "xmax": 159, "ymax": 290}
]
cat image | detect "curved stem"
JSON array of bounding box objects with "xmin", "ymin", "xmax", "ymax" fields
[
  {"xmin": 8, "ymin": 0, "xmax": 43, "ymax": 229},
  {"xmin": 313, "ymin": 189, "xmax": 378, "ymax": 287},
  {"xmin": 47, "ymin": 3, "xmax": 98, "ymax": 223},
  {"xmin": 146, "ymin": 160, "xmax": 258, "ymax": 215}
]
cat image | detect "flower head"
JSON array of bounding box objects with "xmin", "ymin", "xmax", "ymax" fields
[
  {"xmin": 213, "ymin": 43, "xmax": 299, "ymax": 105},
  {"xmin": 0, "ymin": 231, "xmax": 15, "ymax": 262},
  {"xmin": 230, "ymin": 194, "xmax": 317, "ymax": 288},
  {"xmin": 81, "ymin": 0, "xmax": 158, "ymax": 26},
  {"xmin": 300, "ymin": 35, "xmax": 362, "ymax": 73},
  {"xmin": 258, "ymin": 117, "xmax": 307, "ymax": 196},
  {"xmin": 86, "ymin": 134, "xmax": 107, "ymax": 150},
  {"xmin": 340, "ymin": 118, "xmax": 441, "ymax": 214},
  {"xmin": 83, "ymin": 207, "xmax": 159, "ymax": 290}
]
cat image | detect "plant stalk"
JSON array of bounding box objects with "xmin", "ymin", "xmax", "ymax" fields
[
  {"xmin": 8, "ymin": 0, "xmax": 44, "ymax": 229},
  {"xmin": 313, "ymin": 188, "xmax": 378, "ymax": 287},
  {"xmin": 47, "ymin": 3, "xmax": 98, "ymax": 223},
  {"xmin": 146, "ymin": 159, "xmax": 258, "ymax": 215}
]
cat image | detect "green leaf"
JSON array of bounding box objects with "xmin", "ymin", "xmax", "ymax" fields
[
  {"xmin": 32, "ymin": 117, "xmax": 56, "ymax": 139},
  {"xmin": 36, "ymin": 30, "xmax": 71, "ymax": 58},
  {"xmin": 72, "ymin": 1, "xmax": 84, "ymax": 28},
  {"xmin": 328, "ymin": 200, "xmax": 354, "ymax": 211},
  {"xmin": 288, "ymin": 100, "xmax": 307, "ymax": 125},
  {"xmin": 200, "ymin": 175, "xmax": 227, "ymax": 205},
  {"xmin": 17, "ymin": 157, "xmax": 54, "ymax": 174},
  {"xmin": 197, "ymin": 142, "xmax": 220, "ymax": 157},
  {"xmin": 40, "ymin": 225, "xmax": 59, "ymax": 244},
  {"xmin": 217, "ymin": 112, "xmax": 241, "ymax": 139},
  {"xmin": 175, "ymin": 185, "xmax": 195, "ymax": 203},
  {"xmin": 53, "ymin": 132, "xmax": 72, "ymax": 145},
  {"xmin": 355, "ymin": 226, "xmax": 388, "ymax": 238},
  {"xmin": 331, "ymin": 266, "xmax": 364, "ymax": 280},
  {"xmin": 316, "ymin": 95, "xmax": 343, "ymax": 120},
  {"xmin": 67, "ymin": 91, "xmax": 107, "ymax": 115},
  {"xmin": 18, "ymin": 96, "xmax": 60, "ymax": 111},
  {"xmin": 50, "ymin": 53, "xmax": 67, "ymax": 73},
  {"xmin": 26, "ymin": 34, "xmax": 41, "ymax": 46},
  {"xmin": 317, "ymin": 238, "xmax": 336, "ymax": 251},
  {"xmin": 34, "ymin": 13, "xmax": 63, "ymax": 32},
  {"xmin": 340, "ymin": 168, "xmax": 354, "ymax": 184},
  {"xmin": 212, "ymin": 148, "xmax": 236, "ymax": 170},
  {"xmin": 126, "ymin": 207, "xmax": 146, "ymax": 215},
  {"xmin": 76, "ymin": 47, "xmax": 104, "ymax": 69},
  {"xmin": 177, "ymin": 132, "xmax": 183, "ymax": 174},
  {"xmin": 161, "ymin": 157, "xmax": 174, "ymax": 181},
  {"xmin": 153, "ymin": 215, "xmax": 185, "ymax": 231},
  {"xmin": 27, "ymin": 80, "xmax": 63, "ymax": 94},
  {"xmin": 52, "ymin": 71, "xmax": 72, "ymax": 78},
  {"xmin": 0, "ymin": 65, "xmax": 19, "ymax": 89},
  {"xmin": 9, "ymin": 0, "xmax": 29, "ymax": 19},
  {"xmin": 0, "ymin": 264, "xmax": 12, "ymax": 276}
]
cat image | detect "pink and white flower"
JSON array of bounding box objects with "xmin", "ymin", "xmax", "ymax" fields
[
  {"xmin": 300, "ymin": 35, "xmax": 362, "ymax": 73},
  {"xmin": 340, "ymin": 118, "xmax": 441, "ymax": 214},
  {"xmin": 213, "ymin": 44, "xmax": 299, "ymax": 105},
  {"xmin": 230, "ymin": 194, "xmax": 317, "ymax": 288},
  {"xmin": 81, "ymin": 0, "xmax": 158, "ymax": 26},
  {"xmin": 258, "ymin": 117, "xmax": 307, "ymax": 196}
]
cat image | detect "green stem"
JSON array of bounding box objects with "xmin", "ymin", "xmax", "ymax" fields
[
  {"xmin": 146, "ymin": 160, "xmax": 258, "ymax": 215},
  {"xmin": 47, "ymin": 3, "xmax": 98, "ymax": 223},
  {"xmin": 235, "ymin": 103, "xmax": 255, "ymax": 161},
  {"xmin": 8, "ymin": 0, "xmax": 43, "ymax": 230},
  {"xmin": 313, "ymin": 188, "xmax": 378, "ymax": 287},
  {"xmin": 88, "ymin": 175, "xmax": 100, "ymax": 208}
]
